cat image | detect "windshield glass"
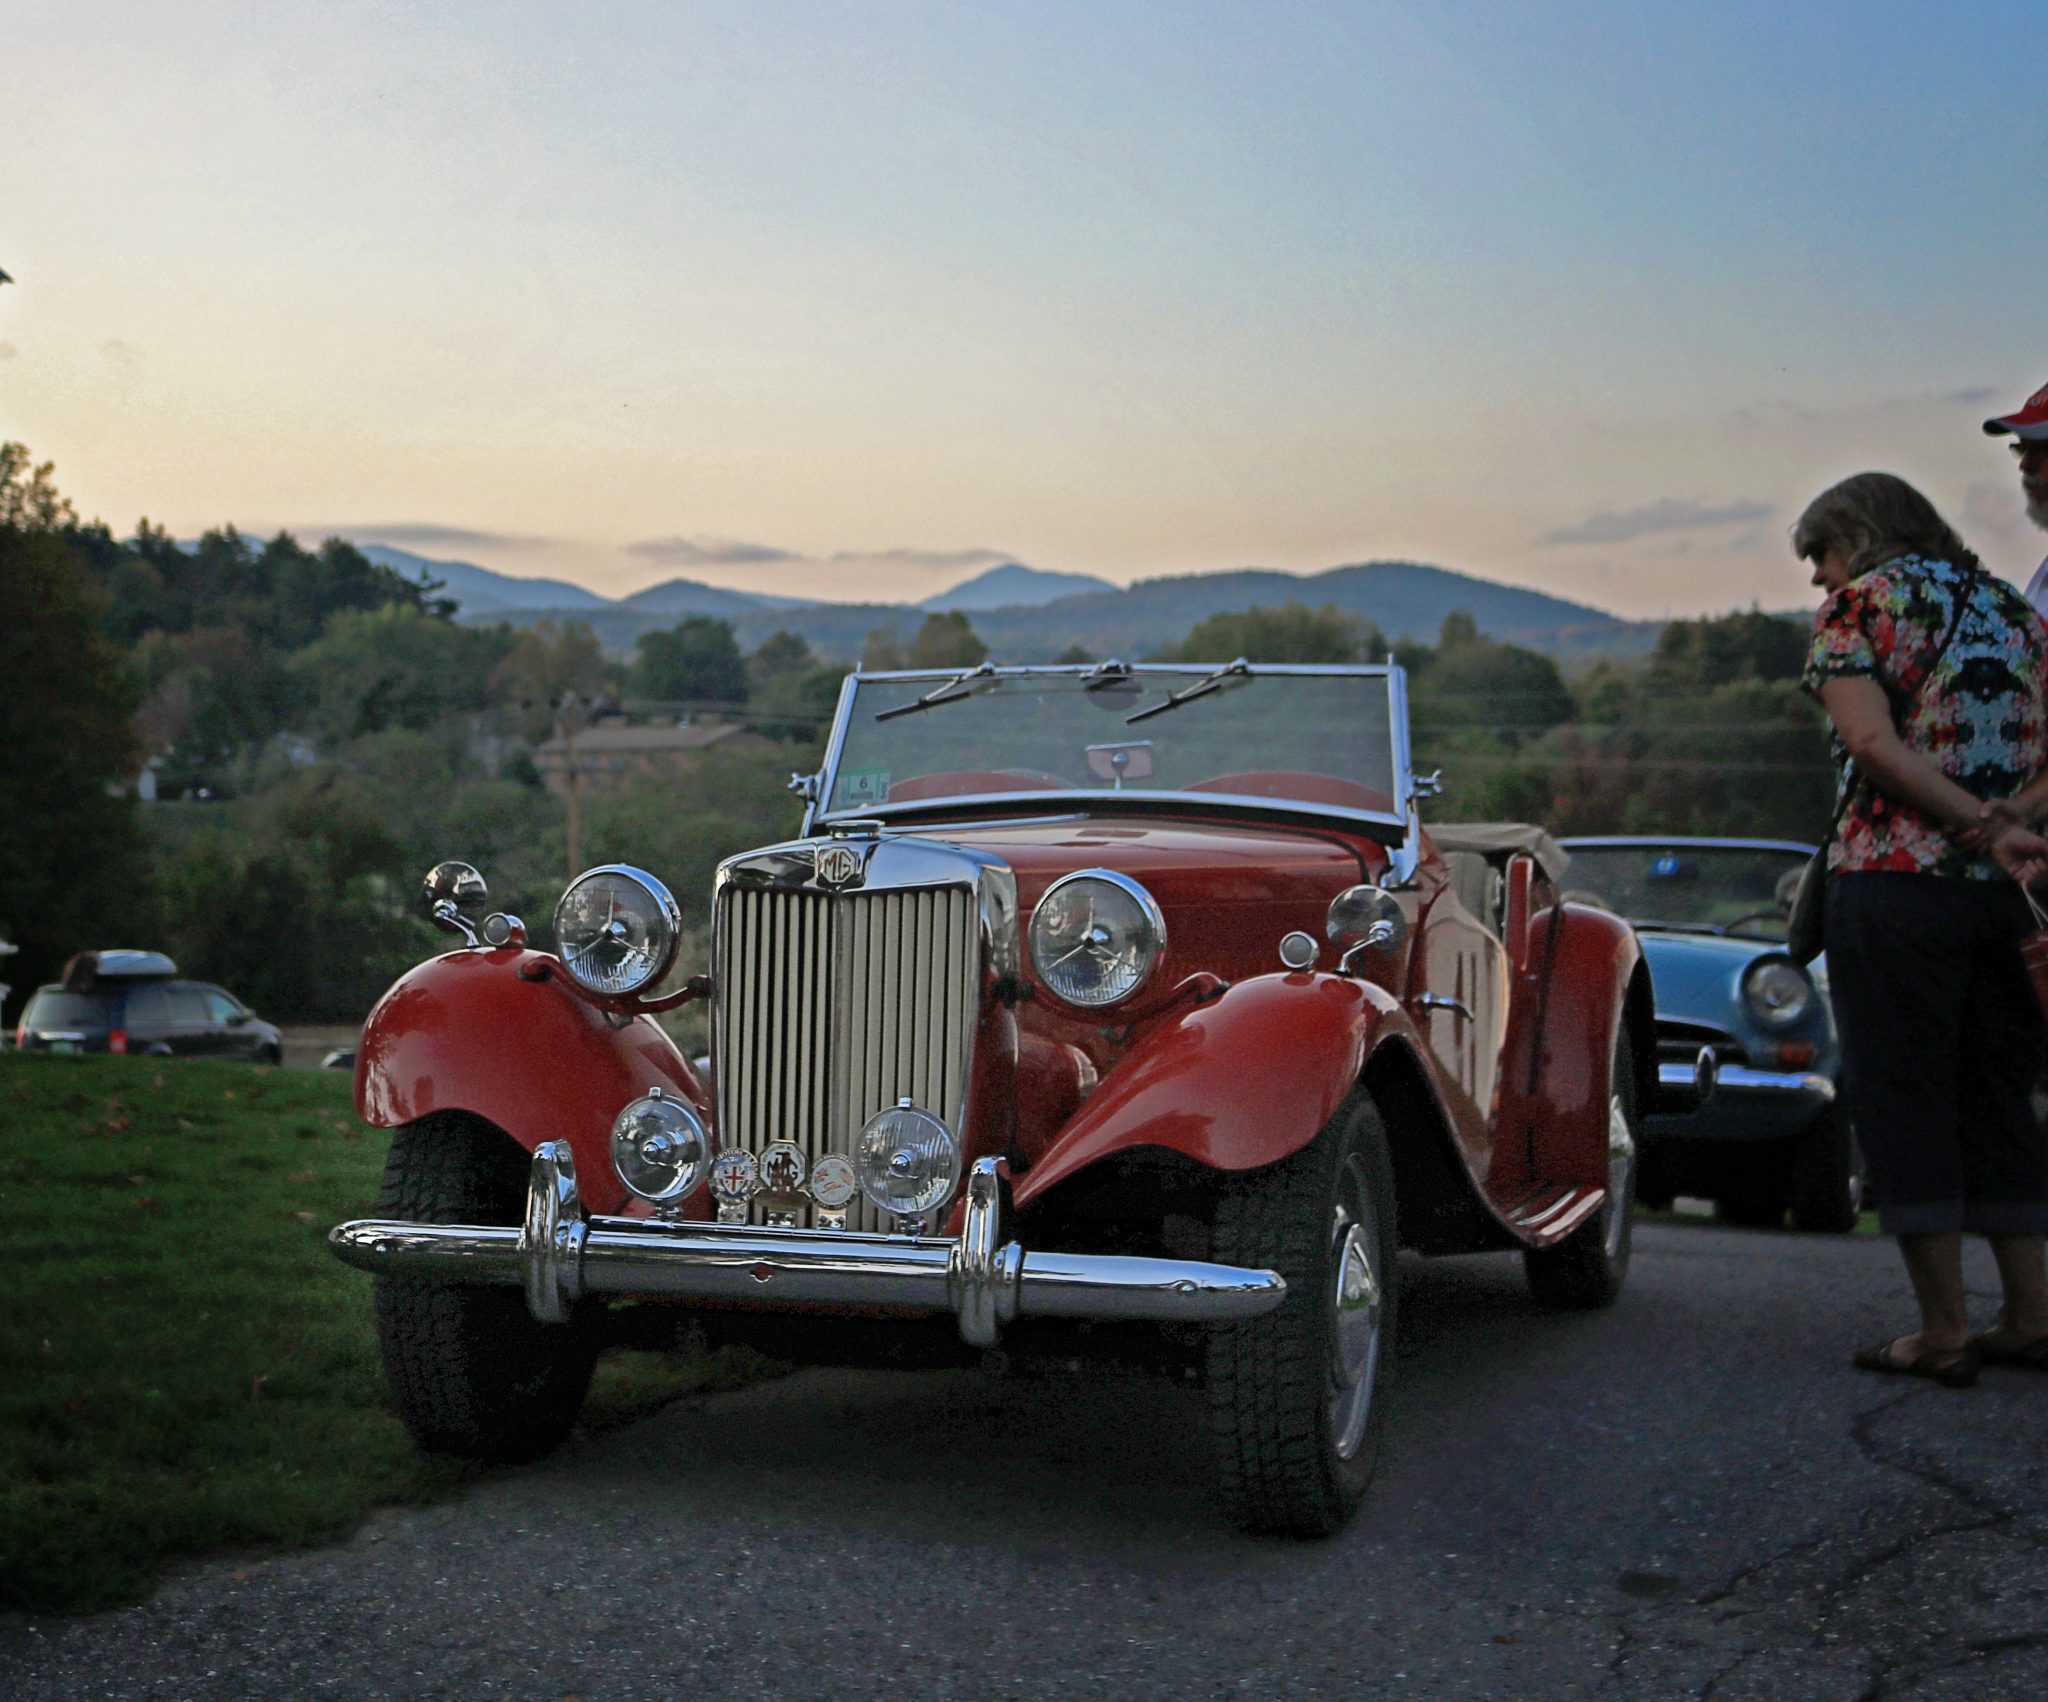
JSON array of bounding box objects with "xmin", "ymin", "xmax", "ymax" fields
[
  {"xmin": 1561, "ymin": 843, "xmax": 1813, "ymax": 938},
  {"xmin": 822, "ymin": 667, "xmax": 1403, "ymax": 822}
]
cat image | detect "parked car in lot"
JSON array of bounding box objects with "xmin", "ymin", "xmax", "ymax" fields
[
  {"xmin": 1555, "ymin": 837, "xmax": 1860, "ymax": 1232},
  {"xmin": 13, "ymin": 951, "xmax": 284, "ymax": 1064},
  {"xmin": 331, "ymin": 661, "xmax": 1664, "ymax": 1534}
]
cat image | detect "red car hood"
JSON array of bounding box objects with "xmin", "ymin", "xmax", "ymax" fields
[{"xmin": 924, "ymin": 816, "xmax": 1379, "ymax": 909}]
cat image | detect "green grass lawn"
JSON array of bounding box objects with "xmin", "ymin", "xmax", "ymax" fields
[{"xmin": 0, "ymin": 1054, "xmax": 757, "ymax": 1616}]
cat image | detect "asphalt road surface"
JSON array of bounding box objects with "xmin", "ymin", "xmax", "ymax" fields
[{"xmin": 5, "ymin": 1221, "xmax": 2046, "ymax": 1701}]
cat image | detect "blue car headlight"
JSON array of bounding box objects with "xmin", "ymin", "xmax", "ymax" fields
[{"xmin": 1741, "ymin": 957, "xmax": 1814, "ymax": 1029}]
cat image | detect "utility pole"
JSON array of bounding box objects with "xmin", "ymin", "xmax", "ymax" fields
[{"xmin": 557, "ymin": 691, "xmax": 588, "ymax": 879}]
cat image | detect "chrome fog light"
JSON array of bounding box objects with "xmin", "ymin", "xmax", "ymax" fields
[
  {"xmin": 855, "ymin": 1099, "xmax": 962, "ymax": 1222},
  {"xmin": 610, "ymin": 1087, "xmax": 710, "ymax": 1205}
]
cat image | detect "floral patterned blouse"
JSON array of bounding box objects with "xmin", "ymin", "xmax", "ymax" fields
[{"xmin": 1802, "ymin": 553, "xmax": 2048, "ymax": 879}]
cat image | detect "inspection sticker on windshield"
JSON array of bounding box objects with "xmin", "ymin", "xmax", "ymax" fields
[{"xmin": 835, "ymin": 766, "xmax": 890, "ymax": 807}]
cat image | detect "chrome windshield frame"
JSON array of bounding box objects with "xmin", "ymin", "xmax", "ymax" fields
[{"xmin": 804, "ymin": 663, "xmax": 1418, "ymax": 848}]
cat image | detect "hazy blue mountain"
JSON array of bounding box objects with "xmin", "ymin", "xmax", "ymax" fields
[
  {"xmin": 619, "ymin": 578, "xmax": 806, "ymax": 616},
  {"xmin": 355, "ymin": 545, "xmax": 613, "ymax": 614},
  {"xmin": 476, "ymin": 557, "xmax": 1659, "ymax": 664},
  {"xmin": 919, "ymin": 563, "xmax": 1118, "ymax": 612},
  {"xmin": 953, "ymin": 561, "xmax": 1654, "ymax": 664}
]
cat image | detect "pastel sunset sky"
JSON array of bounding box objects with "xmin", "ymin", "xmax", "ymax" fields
[{"xmin": 4, "ymin": 1, "xmax": 2043, "ymax": 617}]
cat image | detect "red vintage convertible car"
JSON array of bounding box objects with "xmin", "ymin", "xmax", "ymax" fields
[{"xmin": 331, "ymin": 661, "xmax": 1668, "ymax": 1535}]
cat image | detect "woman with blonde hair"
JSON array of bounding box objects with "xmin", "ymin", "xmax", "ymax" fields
[{"xmin": 1797, "ymin": 471, "xmax": 2048, "ymax": 1384}]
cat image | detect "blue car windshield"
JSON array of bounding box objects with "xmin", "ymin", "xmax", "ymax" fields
[{"xmin": 1561, "ymin": 844, "xmax": 1812, "ymax": 937}]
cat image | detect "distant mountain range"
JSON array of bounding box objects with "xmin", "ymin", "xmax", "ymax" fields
[{"xmin": 350, "ymin": 542, "xmax": 1662, "ymax": 663}]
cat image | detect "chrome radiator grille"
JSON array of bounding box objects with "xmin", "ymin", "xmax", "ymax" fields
[{"xmin": 714, "ymin": 881, "xmax": 981, "ymax": 1226}]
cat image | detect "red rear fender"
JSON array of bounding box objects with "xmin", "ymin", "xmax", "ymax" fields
[
  {"xmin": 1492, "ymin": 903, "xmax": 1642, "ymax": 1198},
  {"xmin": 353, "ymin": 950, "xmax": 706, "ymax": 1217},
  {"xmin": 1012, "ymin": 972, "xmax": 1413, "ymax": 1209}
]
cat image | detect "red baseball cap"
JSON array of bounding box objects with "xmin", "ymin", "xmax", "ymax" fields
[{"xmin": 1983, "ymin": 380, "xmax": 2048, "ymax": 440}]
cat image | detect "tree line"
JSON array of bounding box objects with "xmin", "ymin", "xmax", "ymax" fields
[{"xmin": 0, "ymin": 442, "xmax": 1833, "ymax": 1024}]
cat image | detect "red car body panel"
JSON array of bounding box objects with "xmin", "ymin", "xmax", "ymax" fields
[
  {"xmin": 1485, "ymin": 903, "xmax": 1643, "ymax": 1200},
  {"xmin": 353, "ymin": 948, "xmax": 706, "ymax": 1219},
  {"xmin": 1010, "ymin": 970, "xmax": 1414, "ymax": 1208},
  {"xmin": 353, "ymin": 810, "xmax": 1639, "ymax": 1255}
]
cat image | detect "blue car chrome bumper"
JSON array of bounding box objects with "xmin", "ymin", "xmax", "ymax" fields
[{"xmin": 1650, "ymin": 1061, "xmax": 1835, "ymax": 1143}]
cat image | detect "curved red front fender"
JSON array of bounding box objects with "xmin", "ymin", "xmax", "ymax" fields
[
  {"xmin": 354, "ymin": 949, "xmax": 706, "ymax": 1217},
  {"xmin": 1012, "ymin": 971, "xmax": 1416, "ymax": 1210}
]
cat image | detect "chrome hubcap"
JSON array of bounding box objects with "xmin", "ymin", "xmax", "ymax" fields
[
  {"xmin": 1329, "ymin": 1190, "xmax": 1384, "ymax": 1461},
  {"xmin": 1603, "ymin": 1092, "xmax": 1635, "ymax": 1261}
]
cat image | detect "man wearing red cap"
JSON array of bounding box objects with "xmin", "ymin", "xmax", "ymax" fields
[{"xmin": 1985, "ymin": 381, "xmax": 2048, "ymax": 618}]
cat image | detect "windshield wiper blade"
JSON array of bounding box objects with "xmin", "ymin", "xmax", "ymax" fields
[
  {"xmin": 873, "ymin": 662, "xmax": 999, "ymax": 722},
  {"xmin": 1126, "ymin": 658, "xmax": 1253, "ymax": 725}
]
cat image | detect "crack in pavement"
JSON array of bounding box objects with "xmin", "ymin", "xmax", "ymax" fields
[
  {"xmin": 1695, "ymin": 1648, "xmax": 1755, "ymax": 1700},
  {"xmin": 1592, "ymin": 1386, "xmax": 2045, "ymax": 1700},
  {"xmin": 1855, "ymin": 1631, "xmax": 2048, "ymax": 1701}
]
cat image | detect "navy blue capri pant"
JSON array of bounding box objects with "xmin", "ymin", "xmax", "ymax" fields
[{"xmin": 1824, "ymin": 871, "xmax": 2048, "ymax": 1236}]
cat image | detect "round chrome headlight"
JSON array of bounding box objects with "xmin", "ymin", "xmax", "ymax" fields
[
  {"xmin": 609, "ymin": 1087, "xmax": 710, "ymax": 1205},
  {"xmin": 553, "ymin": 865, "xmax": 682, "ymax": 997},
  {"xmin": 855, "ymin": 1100, "xmax": 962, "ymax": 1221},
  {"xmin": 1742, "ymin": 958, "xmax": 1814, "ymax": 1029},
  {"xmin": 1027, "ymin": 869, "xmax": 1165, "ymax": 1008}
]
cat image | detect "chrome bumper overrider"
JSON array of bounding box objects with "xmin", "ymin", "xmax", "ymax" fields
[
  {"xmin": 329, "ymin": 1145, "xmax": 1287, "ymax": 1348},
  {"xmin": 1658, "ymin": 1061, "xmax": 1834, "ymax": 1101}
]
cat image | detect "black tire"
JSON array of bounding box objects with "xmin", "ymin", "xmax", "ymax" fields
[
  {"xmin": 1635, "ymin": 1150, "xmax": 1674, "ymax": 1214},
  {"xmin": 1524, "ymin": 1030, "xmax": 1637, "ymax": 1308},
  {"xmin": 371, "ymin": 1112, "xmax": 601, "ymax": 1463},
  {"xmin": 1205, "ymin": 1091, "xmax": 1399, "ymax": 1537},
  {"xmin": 1716, "ymin": 1159, "xmax": 1788, "ymax": 1230},
  {"xmin": 1787, "ymin": 1104, "xmax": 1863, "ymax": 1234},
  {"xmin": 256, "ymin": 1044, "xmax": 282, "ymax": 1067}
]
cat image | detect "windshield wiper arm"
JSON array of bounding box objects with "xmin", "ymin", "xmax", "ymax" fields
[
  {"xmin": 873, "ymin": 662, "xmax": 999, "ymax": 722},
  {"xmin": 1126, "ymin": 658, "xmax": 1252, "ymax": 725}
]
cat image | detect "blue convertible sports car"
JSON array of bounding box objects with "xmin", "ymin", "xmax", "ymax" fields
[{"xmin": 1556, "ymin": 837, "xmax": 1863, "ymax": 1233}]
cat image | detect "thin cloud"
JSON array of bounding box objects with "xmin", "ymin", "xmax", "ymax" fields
[
  {"xmin": 625, "ymin": 535, "xmax": 798, "ymax": 566},
  {"xmin": 1729, "ymin": 386, "xmax": 2000, "ymax": 434},
  {"xmin": 324, "ymin": 522, "xmax": 548, "ymax": 553},
  {"xmin": 1960, "ymin": 481, "xmax": 2026, "ymax": 544},
  {"xmin": 827, "ymin": 546, "xmax": 1011, "ymax": 572},
  {"xmin": 1539, "ymin": 497, "xmax": 1772, "ymax": 548}
]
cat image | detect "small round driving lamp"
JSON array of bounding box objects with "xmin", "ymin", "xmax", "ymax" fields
[
  {"xmin": 855, "ymin": 1100, "xmax": 962, "ymax": 1222},
  {"xmin": 609, "ymin": 1088, "xmax": 710, "ymax": 1206},
  {"xmin": 1742, "ymin": 958, "xmax": 1814, "ymax": 1029},
  {"xmin": 1027, "ymin": 869, "xmax": 1166, "ymax": 1008},
  {"xmin": 552, "ymin": 865, "xmax": 682, "ymax": 997}
]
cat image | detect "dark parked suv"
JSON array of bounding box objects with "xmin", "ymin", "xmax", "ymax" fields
[{"xmin": 13, "ymin": 951, "xmax": 282, "ymax": 1063}]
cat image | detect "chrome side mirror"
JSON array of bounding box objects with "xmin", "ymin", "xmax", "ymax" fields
[
  {"xmin": 424, "ymin": 861, "xmax": 490, "ymax": 945},
  {"xmin": 1327, "ymin": 884, "xmax": 1406, "ymax": 973}
]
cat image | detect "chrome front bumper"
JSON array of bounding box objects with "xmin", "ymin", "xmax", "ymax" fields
[
  {"xmin": 1657, "ymin": 1060, "xmax": 1834, "ymax": 1101},
  {"xmin": 329, "ymin": 1144, "xmax": 1287, "ymax": 1349}
]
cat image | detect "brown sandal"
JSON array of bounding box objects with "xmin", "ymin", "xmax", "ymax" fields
[
  {"xmin": 1852, "ymin": 1339, "xmax": 1979, "ymax": 1388},
  {"xmin": 1969, "ymin": 1332, "xmax": 2048, "ymax": 1372}
]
